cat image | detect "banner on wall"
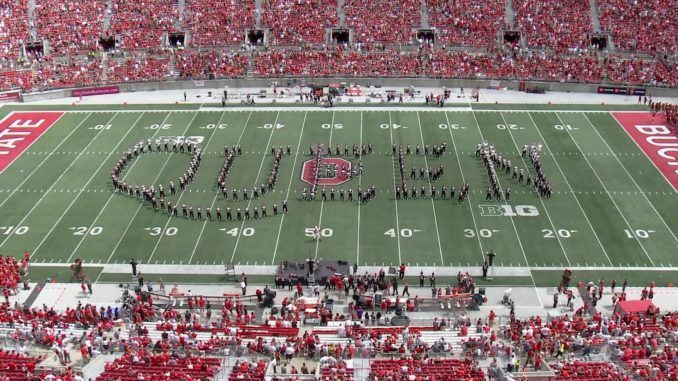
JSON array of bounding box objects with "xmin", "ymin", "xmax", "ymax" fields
[{"xmin": 72, "ymin": 85, "xmax": 120, "ymax": 97}]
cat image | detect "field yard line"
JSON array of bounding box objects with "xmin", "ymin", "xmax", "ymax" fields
[
  {"xmin": 470, "ymin": 110, "xmax": 543, "ymax": 307},
  {"xmin": 229, "ymin": 112, "xmax": 281, "ymax": 264},
  {"xmin": 526, "ymin": 112, "xmax": 613, "ymax": 266},
  {"xmin": 187, "ymin": 111, "xmax": 251, "ymax": 264},
  {"xmin": 415, "ymin": 111, "xmax": 444, "ymax": 266},
  {"xmin": 313, "ymin": 111, "xmax": 336, "ymax": 260},
  {"xmin": 271, "ymin": 111, "xmax": 308, "ymax": 265},
  {"xmin": 0, "ymin": 112, "xmax": 119, "ymax": 251},
  {"xmin": 442, "ymin": 111, "xmax": 485, "ymax": 262},
  {"xmin": 31, "ymin": 113, "xmax": 146, "ymax": 258},
  {"xmin": 587, "ymin": 113, "xmax": 677, "ymax": 243},
  {"xmin": 499, "ymin": 112, "xmax": 572, "ymax": 267},
  {"xmin": 356, "ymin": 111, "xmax": 363, "ymax": 266},
  {"xmin": 146, "ymin": 111, "xmax": 224, "ymax": 264},
  {"xmin": 65, "ymin": 113, "xmax": 154, "ymax": 263},
  {"xmin": 553, "ymin": 113, "xmax": 656, "ymax": 266},
  {"xmin": 387, "ymin": 111, "xmax": 403, "ymax": 264},
  {"xmin": 0, "ymin": 112, "xmax": 83, "ymax": 209},
  {"xmin": 105, "ymin": 111, "xmax": 193, "ymax": 264}
]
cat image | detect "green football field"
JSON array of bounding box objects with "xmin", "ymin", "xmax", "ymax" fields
[{"xmin": 0, "ymin": 105, "xmax": 676, "ymax": 284}]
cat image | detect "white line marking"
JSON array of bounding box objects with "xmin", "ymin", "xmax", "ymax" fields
[
  {"xmin": 0, "ymin": 112, "xmax": 120, "ymax": 252},
  {"xmin": 554, "ymin": 112, "xmax": 655, "ymax": 266},
  {"xmin": 499, "ymin": 111, "xmax": 571, "ymax": 266},
  {"xmin": 314, "ymin": 111, "xmax": 336, "ymax": 260},
  {"xmin": 271, "ymin": 111, "xmax": 307, "ymax": 265},
  {"xmin": 229, "ymin": 112, "xmax": 281, "ymax": 264},
  {"xmin": 526, "ymin": 112, "xmax": 613, "ymax": 266},
  {"xmin": 470, "ymin": 109, "xmax": 543, "ymax": 307},
  {"xmin": 443, "ymin": 111, "xmax": 485, "ymax": 262},
  {"xmin": 415, "ymin": 111, "xmax": 444, "ymax": 265},
  {"xmin": 356, "ymin": 111, "xmax": 363, "ymax": 266},
  {"xmin": 187, "ymin": 111, "xmax": 251, "ymax": 264},
  {"xmin": 387, "ymin": 111, "xmax": 402, "ymax": 264},
  {"xmin": 147, "ymin": 111, "xmax": 222, "ymax": 264},
  {"xmin": 64, "ymin": 112, "xmax": 148, "ymax": 263}
]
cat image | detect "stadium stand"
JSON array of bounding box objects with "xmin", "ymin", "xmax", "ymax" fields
[
  {"xmin": 176, "ymin": 50, "xmax": 249, "ymax": 79},
  {"xmin": 598, "ymin": 0, "xmax": 677, "ymax": 54},
  {"xmin": 0, "ymin": 0, "xmax": 30, "ymax": 64},
  {"xmin": 106, "ymin": 54, "xmax": 170, "ymax": 83},
  {"xmin": 369, "ymin": 358, "xmax": 485, "ymax": 381},
  {"xmin": 261, "ymin": 0, "xmax": 338, "ymax": 45},
  {"xmin": 183, "ymin": 0, "xmax": 255, "ymax": 47},
  {"xmin": 96, "ymin": 352, "xmax": 221, "ymax": 380},
  {"xmin": 344, "ymin": 0, "xmax": 420, "ymax": 45},
  {"xmin": 109, "ymin": 0, "xmax": 178, "ymax": 50},
  {"xmin": 426, "ymin": 0, "xmax": 505, "ymax": 48},
  {"xmin": 35, "ymin": 0, "xmax": 106, "ymax": 55},
  {"xmin": 514, "ymin": 0, "xmax": 593, "ymax": 53}
]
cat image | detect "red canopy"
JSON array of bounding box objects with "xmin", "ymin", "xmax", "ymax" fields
[{"xmin": 614, "ymin": 300, "xmax": 655, "ymax": 315}]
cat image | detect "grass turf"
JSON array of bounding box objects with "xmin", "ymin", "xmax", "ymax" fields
[{"xmin": 0, "ymin": 106, "xmax": 675, "ymax": 284}]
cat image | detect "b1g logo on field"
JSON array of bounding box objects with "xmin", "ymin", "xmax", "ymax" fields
[
  {"xmin": 479, "ymin": 205, "xmax": 539, "ymax": 217},
  {"xmin": 301, "ymin": 157, "xmax": 352, "ymax": 186}
]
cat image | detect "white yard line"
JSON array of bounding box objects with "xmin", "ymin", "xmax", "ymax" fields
[
  {"xmin": 61, "ymin": 108, "xmax": 637, "ymax": 114},
  {"xmin": 386, "ymin": 111, "xmax": 403, "ymax": 264},
  {"xmin": 586, "ymin": 113, "xmax": 678, "ymax": 243},
  {"xmin": 0, "ymin": 112, "xmax": 83, "ymax": 209},
  {"xmin": 415, "ymin": 111, "xmax": 444, "ymax": 266},
  {"xmin": 526, "ymin": 112, "xmax": 613, "ymax": 266},
  {"xmin": 271, "ymin": 111, "xmax": 308, "ymax": 265},
  {"xmin": 65, "ymin": 112, "xmax": 154, "ymax": 263},
  {"xmin": 498, "ymin": 111, "xmax": 572, "ymax": 267},
  {"xmin": 356, "ymin": 111, "xmax": 363, "ymax": 266},
  {"xmin": 105, "ymin": 111, "xmax": 191, "ymax": 264},
  {"xmin": 442, "ymin": 111, "xmax": 485, "ymax": 262},
  {"xmin": 32, "ymin": 113, "xmax": 146, "ymax": 258},
  {"xmin": 0, "ymin": 112, "xmax": 119, "ymax": 251},
  {"xmin": 146, "ymin": 111, "xmax": 224, "ymax": 264},
  {"xmin": 553, "ymin": 112, "xmax": 656, "ymax": 266},
  {"xmin": 469, "ymin": 109, "xmax": 543, "ymax": 307},
  {"xmin": 229, "ymin": 112, "xmax": 282, "ymax": 264},
  {"xmin": 187, "ymin": 111, "xmax": 252, "ymax": 264},
  {"xmin": 313, "ymin": 111, "xmax": 336, "ymax": 260}
]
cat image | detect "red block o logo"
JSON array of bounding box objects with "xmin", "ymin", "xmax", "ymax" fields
[{"xmin": 301, "ymin": 157, "xmax": 352, "ymax": 186}]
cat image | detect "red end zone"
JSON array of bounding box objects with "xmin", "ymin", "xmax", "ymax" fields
[
  {"xmin": 0, "ymin": 111, "xmax": 64, "ymax": 173},
  {"xmin": 612, "ymin": 112, "xmax": 678, "ymax": 191}
]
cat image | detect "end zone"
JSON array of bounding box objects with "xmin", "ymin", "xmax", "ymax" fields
[
  {"xmin": 0, "ymin": 111, "xmax": 64, "ymax": 173},
  {"xmin": 612, "ymin": 112, "xmax": 678, "ymax": 192}
]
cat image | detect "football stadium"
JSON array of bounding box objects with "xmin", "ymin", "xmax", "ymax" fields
[{"xmin": 0, "ymin": 0, "xmax": 676, "ymax": 380}]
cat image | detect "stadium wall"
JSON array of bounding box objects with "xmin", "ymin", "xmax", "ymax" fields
[{"xmin": 20, "ymin": 78, "xmax": 678, "ymax": 102}]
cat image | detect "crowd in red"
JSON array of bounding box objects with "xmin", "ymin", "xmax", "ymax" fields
[
  {"xmin": 369, "ymin": 358, "xmax": 485, "ymax": 381},
  {"xmin": 262, "ymin": 0, "xmax": 337, "ymax": 45},
  {"xmin": 35, "ymin": 0, "xmax": 105, "ymax": 55},
  {"xmin": 344, "ymin": 0, "xmax": 420, "ymax": 45},
  {"xmin": 0, "ymin": 350, "xmax": 40, "ymax": 381},
  {"xmin": 97, "ymin": 351, "xmax": 221, "ymax": 381},
  {"xmin": 598, "ymin": 0, "xmax": 676, "ymax": 54},
  {"xmin": 229, "ymin": 359, "xmax": 267, "ymax": 381},
  {"xmin": 515, "ymin": 0, "xmax": 593, "ymax": 53},
  {"xmin": 183, "ymin": 0, "xmax": 254, "ymax": 47},
  {"xmin": 606, "ymin": 56, "xmax": 677, "ymax": 86},
  {"xmin": 426, "ymin": 0, "xmax": 504, "ymax": 48},
  {"xmin": 110, "ymin": 0, "xmax": 178, "ymax": 50},
  {"xmin": 0, "ymin": 0, "xmax": 29, "ymax": 64},
  {"xmin": 176, "ymin": 50, "xmax": 248, "ymax": 79},
  {"xmin": 34, "ymin": 56, "xmax": 103, "ymax": 90},
  {"xmin": 107, "ymin": 55, "xmax": 170, "ymax": 83}
]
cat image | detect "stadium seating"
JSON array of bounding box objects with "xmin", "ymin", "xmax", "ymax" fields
[
  {"xmin": 369, "ymin": 358, "xmax": 485, "ymax": 381},
  {"xmin": 35, "ymin": 0, "xmax": 106, "ymax": 55},
  {"xmin": 0, "ymin": 0, "xmax": 30, "ymax": 63},
  {"xmin": 344, "ymin": 0, "xmax": 420, "ymax": 44},
  {"xmin": 0, "ymin": 69, "xmax": 32, "ymax": 91},
  {"xmin": 261, "ymin": 0, "xmax": 338, "ymax": 45},
  {"xmin": 183, "ymin": 0, "xmax": 255, "ymax": 46},
  {"xmin": 0, "ymin": 350, "xmax": 39, "ymax": 381},
  {"xmin": 106, "ymin": 55, "xmax": 170, "ymax": 83},
  {"xmin": 229, "ymin": 359, "xmax": 267, "ymax": 381},
  {"xmin": 426, "ymin": 0, "xmax": 504, "ymax": 48},
  {"xmin": 34, "ymin": 56, "xmax": 103, "ymax": 90},
  {"xmin": 514, "ymin": 0, "xmax": 593, "ymax": 53},
  {"xmin": 110, "ymin": 0, "xmax": 178, "ymax": 50},
  {"xmin": 598, "ymin": 0, "xmax": 676, "ymax": 54},
  {"xmin": 551, "ymin": 361, "xmax": 624, "ymax": 380},
  {"xmin": 96, "ymin": 352, "xmax": 221, "ymax": 381},
  {"xmin": 176, "ymin": 50, "xmax": 248, "ymax": 79}
]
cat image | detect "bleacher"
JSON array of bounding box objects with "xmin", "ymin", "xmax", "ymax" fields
[
  {"xmin": 370, "ymin": 358, "xmax": 485, "ymax": 381},
  {"xmin": 96, "ymin": 354, "xmax": 221, "ymax": 381}
]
